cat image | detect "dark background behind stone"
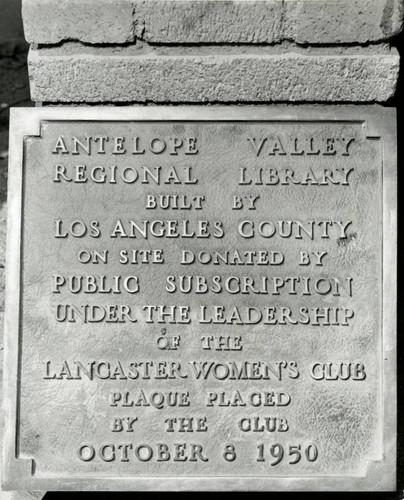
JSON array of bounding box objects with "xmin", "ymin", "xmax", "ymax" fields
[{"xmin": 0, "ymin": 1, "xmax": 402, "ymax": 499}]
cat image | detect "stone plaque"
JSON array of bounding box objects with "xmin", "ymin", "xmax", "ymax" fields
[{"xmin": 2, "ymin": 106, "xmax": 396, "ymax": 491}]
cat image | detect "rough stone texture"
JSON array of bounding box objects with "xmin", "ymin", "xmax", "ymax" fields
[
  {"xmin": 22, "ymin": 0, "xmax": 135, "ymax": 45},
  {"xmin": 134, "ymin": 0, "xmax": 284, "ymax": 44},
  {"xmin": 283, "ymin": 0, "xmax": 404, "ymax": 44},
  {"xmin": 28, "ymin": 44, "xmax": 399, "ymax": 103},
  {"xmin": 22, "ymin": 0, "xmax": 404, "ymax": 45}
]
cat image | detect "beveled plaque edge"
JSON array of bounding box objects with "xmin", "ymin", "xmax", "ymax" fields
[{"xmin": 2, "ymin": 105, "xmax": 397, "ymax": 492}]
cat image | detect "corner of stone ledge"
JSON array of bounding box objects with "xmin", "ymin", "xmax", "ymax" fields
[{"xmin": 380, "ymin": 0, "xmax": 404, "ymax": 39}]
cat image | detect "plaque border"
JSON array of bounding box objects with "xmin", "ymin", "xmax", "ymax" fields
[{"xmin": 2, "ymin": 105, "xmax": 396, "ymax": 491}]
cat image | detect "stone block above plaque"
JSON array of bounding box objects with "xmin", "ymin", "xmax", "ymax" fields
[{"xmin": 2, "ymin": 106, "xmax": 396, "ymax": 491}]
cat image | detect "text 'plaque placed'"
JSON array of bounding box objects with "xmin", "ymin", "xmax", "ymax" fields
[{"xmin": 3, "ymin": 106, "xmax": 396, "ymax": 491}]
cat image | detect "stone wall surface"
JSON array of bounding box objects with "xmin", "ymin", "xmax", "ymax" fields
[
  {"xmin": 28, "ymin": 44, "xmax": 399, "ymax": 103},
  {"xmin": 22, "ymin": 0, "xmax": 404, "ymax": 44},
  {"xmin": 21, "ymin": 0, "xmax": 404, "ymax": 103}
]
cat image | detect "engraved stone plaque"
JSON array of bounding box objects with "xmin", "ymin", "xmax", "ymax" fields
[{"xmin": 2, "ymin": 106, "xmax": 396, "ymax": 491}]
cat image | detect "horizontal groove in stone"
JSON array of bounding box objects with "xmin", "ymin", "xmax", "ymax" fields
[
  {"xmin": 33, "ymin": 41, "xmax": 395, "ymax": 56},
  {"xmin": 28, "ymin": 46, "xmax": 400, "ymax": 103},
  {"xmin": 22, "ymin": 0, "xmax": 404, "ymax": 45}
]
